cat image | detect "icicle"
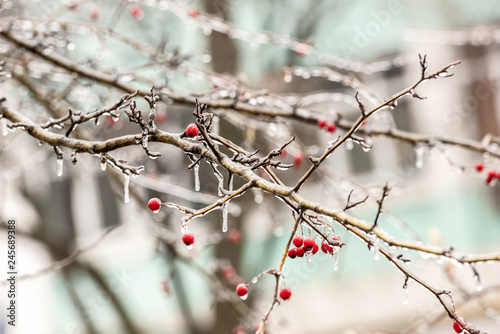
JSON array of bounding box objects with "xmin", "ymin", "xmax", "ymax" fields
[
  {"xmin": 194, "ymin": 164, "xmax": 200, "ymax": 191},
  {"xmin": 180, "ymin": 217, "xmax": 189, "ymax": 234},
  {"xmin": 141, "ymin": 135, "xmax": 148, "ymax": 148},
  {"xmin": 57, "ymin": 157, "xmax": 63, "ymax": 176},
  {"xmin": 415, "ymin": 145, "xmax": 425, "ymax": 169},
  {"xmin": 305, "ymin": 251, "xmax": 312, "ymax": 263},
  {"xmin": 123, "ymin": 172, "xmax": 130, "ymax": 203},
  {"xmin": 345, "ymin": 139, "xmax": 354, "ymax": 151},
  {"xmin": 333, "ymin": 247, "xmax": 339, "ymax": 270},
  {"xmin": 369, "ymin": 233, "xmax": 380, "ymax": 260},
  {"xmin": 1, "ymin": 118, "xmax": 7, "ymax": 136},
  {"xmin": 402, "ymin": 285, "xmax": 409, "ymax": 304},
  {"xmin": 100, "ymin": 155, "xmax": 107, "ymax": 171},
  {"xmin": 239, "ymin": 293, "xmax": 248, "ymax": 301},
  {"xmin": 474, "ymin": 274, "xmax": 483, "ymax": 292},
  {"xmin": 222, "ymin": 202, "xmax": 228, "ymax": 232}
]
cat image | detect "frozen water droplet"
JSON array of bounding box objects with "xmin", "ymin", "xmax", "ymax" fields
[
  {"xmin": 239, "ymin": 293, "xmax": 248, "ymax": 300},
  {"xmin": 57, "ymin": 158, "xmax": 63, "ymax": 176},
  {"xmin": 123, "ymin": 173, "xmax": 130, "ymax": 203},
  {"xmin": 389, "ymin": 245, "xmax": 397, "ymax": 258},
  {"xmin": 202, "ymin": 27, "xmax": 212, "ymax": 36},
  {"xmin": 186, "ymin": 244, "xmax": 193, "ymax": 250},
  {"xmin": 254, "ymin": 193, "xmax": 263, "ymax": 204},
  {"xmin": 194, "ymin": 164, "xmax": 200, "ymax": 191},
  {"xmin": 345, "ymin": 140, "xmax": 354, "ymax": 151},
  {"xmin": 153, "ymin": 208, "xmax": 160, "ymax": 214},
  {"xmin": 402, "ymin": 285, "xmax": 409, "ymax": 304},
  {"xmin": 222, "ymin": 202, "xmax": 228, "ymax": 232},
  {"xmin": 333, "ymin": 247, "xmax": 339, "ymax": 271},
  {"xmin": 283, "ymin": 72, "xmax": 292, "ymax": 83},
  {"xmin": 1, "ymin": 118, "xmax": 8, "ymax": 136},
  {"xmin": 251, "ymin": 277, "xmax": 258, "ymax": 284},
  {"xmin": 101, "ymin": 161, "xmax": 107, "ymax": 171}
]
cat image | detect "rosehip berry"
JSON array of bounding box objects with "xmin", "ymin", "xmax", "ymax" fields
[
  {"xmin": 475, "ymin": 162, "xmax": 484, "ymax": 172},
  {"xmin": 321, "ymin": 240, "xmax": 333, "ymax": 253},
  {"xmin": 232, "ymin": 325, "xmax": 246, "ymax": 334},
  {"xmin": 452, "ymin": 321, "xmax": 463, "ymax": 333},
  {"xmin": 129, "ymin": 5, "xmax": 143, "ymax": 18},
  {"xmin": 295, "ymin": 246, "xmax": 305, "ymax": 257},
  {"xmin": 181, "ymin": 233, "xmax": 195, "ymax": 246},
  {"xmin": 148, "ymin": 198, "xmax": 162, "ymax": 211},
  {"xmin": 89, "ymin": 8, "xmax": 99, "ymax": 20},
  {"xmin": 312, "ymin": 243, "xmax": 319, "ymax": 254},
  {"xmin": 228, "ymin": 229, "xmax": 242, "ymax": 243},
  {"xmin": 188, "ymin": 7, "xmax": 199, "ymax": 17},
  {"xmin": 486, "ymin": 169, "xmax": 496, "ymax": 184},
  {"xmin": 185, "ymin": 123, "xmax": 199, "ymax": 138},
  {"xmin": 279, "ymin": 287, "xmax": 292, "ymax": 300},
  {"xmin": 293, "ymin": 152, "xmax": 304, "ymax": 167},
  {"xmin": 326, "ymin": 122, "xmax": 336, "ymax": 133},
  {"xmin": 236, "ymin": 283, "xmax": 248, "ymax": 297},
  {"xmin": 287, "ymin": 248, "xmax": 297, "ymax": 259},
  {"xmin": 303, "ymin": 237, "xmax": 316, "ymax": 251},
  {"xmin": 296, "ymin": 43, "xmax": 309, "ymax": 56},
  {"xmin": 292, "ymin": 235, "xmax": 303, "ymax": 247},
  {"xmin": 317, "ymin": 119, "xmax": 327, "ymax": 128}
]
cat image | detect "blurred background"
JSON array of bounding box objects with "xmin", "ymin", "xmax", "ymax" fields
[{"xmin": 0, "ymin": 1, "xmax": 500, "ymax": 333}]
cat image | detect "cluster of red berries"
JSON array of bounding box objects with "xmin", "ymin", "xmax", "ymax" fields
[
  {"xmin": 474, "ymin": 162, "xmax": 500, "ymax": 184},
  {"xmin": 236, "ymin": 283, "xmax": 291, "ymax": 301},
  {"xmin": 317, "ymin": 119, "xmax": 337, "ymax": 133},
  {"xmin": 148, "ymin": 198, "xmax": 195, "ymax": 247},
  {"xmin": 287, "ymin": 235, "xmax": 341, "ymax": 259}
]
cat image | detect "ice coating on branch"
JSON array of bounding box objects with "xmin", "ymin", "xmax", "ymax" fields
[
  {"xmin": 369, "ymin": 233, "xmax": 380, "ymax": 260},
  {"xmin": 57, "ymin": 158, "xmax": 63, "ymax": 177},
  {"xmin": 474, "ymin": 274, "xmax": 483, "ymax": 292},
  {"xmin": 194, "ymin": 164, "xmax": 200, "ymax": 191},
  {"xmin": 181, "ymin": 217, "xmax": 188, "ymax": 234},
  {"xmin": 123, "ymin": 172, "xmax": 130, "ymax": 203},
  {"xmin": 222, "ymin": 202, "xmax": 228, "ymax": 232},
  {"xmin": 141, "ymin": 135, "xmax": 148, "ymax": 148}
]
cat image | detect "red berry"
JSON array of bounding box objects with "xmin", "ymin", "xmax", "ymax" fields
[
  {"xmin": 296, "ymin": 43, "xmax": 309, "ymax": 56},
  {"xmin": 303, "ymin": 237, "xmax": 316, "ymax": 251},
  {"xmin": 293, "ymin": 152, "xmax": 304, "ymax": 166},
  {"xmin": 496, "ymin": 171, "xmax": 500, "ymax": 180},
  {"xmin": 222, "ymin": 266, "xmax": 237, "ymax": 279},
  {"xmin": 486, "ymin": 170, "xmax": 496, "ymax": 184},
  {"xmin": 475, "ymin": 162, "xmax": 484, "ymax": 172},
  {"xmin": 295, "ymin": 247, "xmax": 305, "ymax": 257},
  {"xmin": 232, "ymin": 325, "xmax": 246, "ymax": 334},
  {"xmin": 317, "ymin": 119, "xmax": 327, "ymax": 128},
  {"xmin": 279, "ymin": 287, "xmax": 292, "ymax": 300},
  {"xmin": 292, "ymin": 235, "xmax": 303, "ymax": 247},
  {"xmin": 321, "ymin": 240, "xmax": 333, "ymax": 253},
  {"xmin": 280, "ymin": 148, "xmax": 287, "ymax": 157},
  {"xmin": 89, "ymin": 8, "xmax": 99, "ymax": 20},
  {"xmin": 188, "ymin": 7, "xmax": 199, "ymax": 17},
  {"xmin": 236, "ymin": 283, "xmax": 248, "ymax": 297},
  {"xmin": 185, "ymin": 123, "xmax": 199, "ymax": 138},
  {"xmin": 155, "ymin": 110, "xmax": 167, "ymax": 123},
  {"xmin": 326, "ymin": 122, "xmax": 336, "ymax": 133},
  {"xmin": 181, "ymin": 233, "xmax": 195, "ymax": 246},
  {"xmin": 312, "ymin": 243, "xmax": 319, "ymax": 254},
  {"xmin": 453, "ymin": 319, "xmax": 466, "ymax": 333},
  {"xmin": 287, "ymin": 248, "xmax": 297, "ymax": 259},
  {"xmin": 148, "ymin": 198, "xmax": 161, "ymax": 211},
  {"xmin": 228, "ymin": 229, "xmax": 242, "ymax": 243},
  {"xmin": 129, "ymin": 5, "xmax": 143, "ymax": 18}
]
